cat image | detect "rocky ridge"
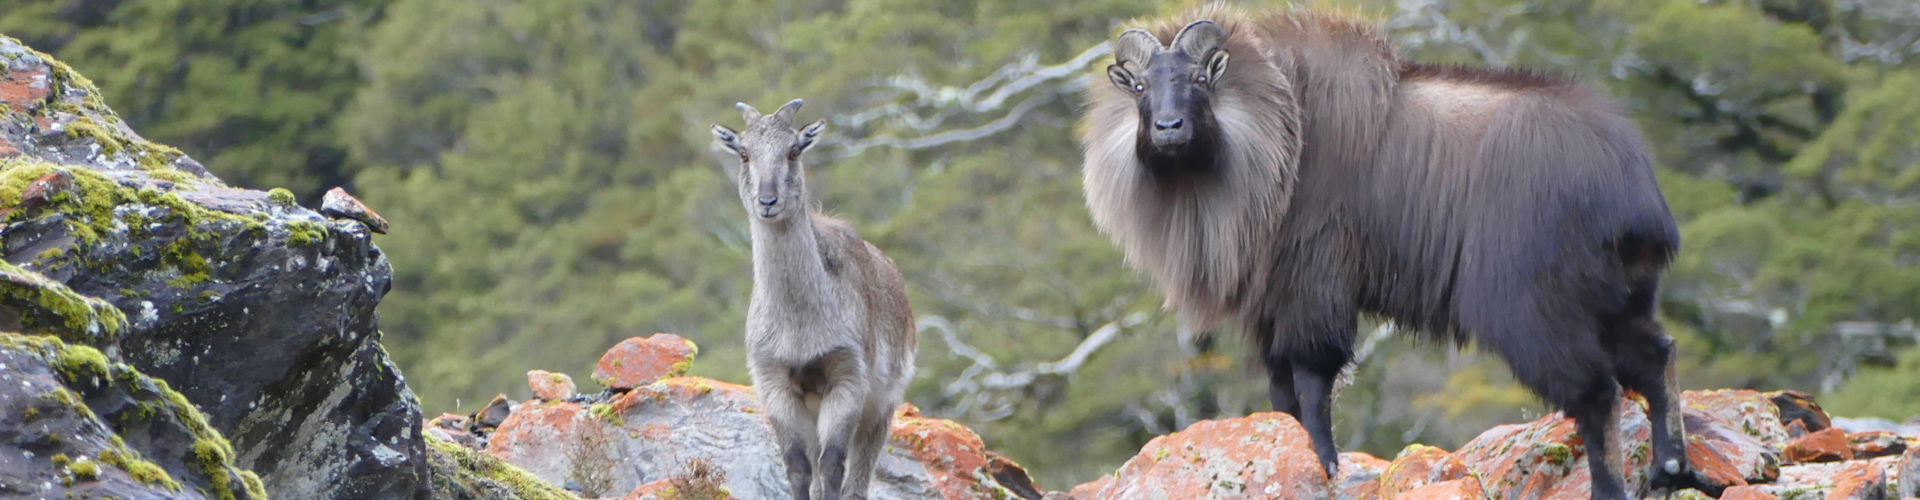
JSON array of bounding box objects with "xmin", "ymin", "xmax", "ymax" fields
[{"xmin": 438, "ymin": 333, "xmax": 1919, "ymax": 500}]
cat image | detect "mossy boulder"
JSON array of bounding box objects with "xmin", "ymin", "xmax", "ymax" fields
[
  {"xmin": 1, "ymin": 34, "xmax": 427, "ymax": 499},
  {"xmin": 0, "ymin": 332, "xmax": 264, "ymax": 499}
]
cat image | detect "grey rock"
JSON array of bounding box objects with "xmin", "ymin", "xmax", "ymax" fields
[
  {"xmin": 0, "ymin": 334, "xmax": 263, "ymax": 499},
  {"xmin": 0, "ymin": 35, "xmax": 428, "ymax": 499}
]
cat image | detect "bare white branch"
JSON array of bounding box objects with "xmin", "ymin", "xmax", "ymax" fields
[
  {"xmin": 820, "ymin": 42, "xmax": 1112, "ymax": 160},
  {"xmin": 918, "ymin": 312, "xmax": 1149, "ymax": 422}
]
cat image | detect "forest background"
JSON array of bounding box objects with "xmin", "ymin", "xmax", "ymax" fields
[{"xmin": 5, "ymin": 0, "xmax": 1917, "ymax": 488}]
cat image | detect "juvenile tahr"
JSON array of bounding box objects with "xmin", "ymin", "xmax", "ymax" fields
[
  {"xmin": 1078, "ymin": 5, "xmax": 1715, "ymax": 499},
  {"xmin": 712, "ymin": 99, "xmax": 917, "ymax": 500}
]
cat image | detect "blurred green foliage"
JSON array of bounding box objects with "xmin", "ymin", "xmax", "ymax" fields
[
  {"xmin": 1, "ymin": 0, "xmax": 378, "ymax": 199},
  {"xmin": 6, "ymin": 0, "xmax": 1918, "ymax": 489}
]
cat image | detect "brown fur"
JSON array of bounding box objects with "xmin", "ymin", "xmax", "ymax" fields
[{"xmin": 1078, "ymin": 5, "xmax": 1705, "ymax": 498}]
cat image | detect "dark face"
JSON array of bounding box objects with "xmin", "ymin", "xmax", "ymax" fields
[{"xmin": 1107, "ymin": 22, "xmax": 1231, "ymax": 179}]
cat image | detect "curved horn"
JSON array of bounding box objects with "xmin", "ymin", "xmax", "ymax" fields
[
  {"xmin": 1113, "ymin": 29, "xmax": 1163, "ymax": 73},
  {"xmin": 736, "ymin": 102, "xmax": 762, "ymax": 124},
  {"xmin": 1171, "ymin": 20, "xmax": 1226, "ymax": 59},
  {"xmin": 772, "ymin": 98, "xmax": 805, "ymax": 124}
]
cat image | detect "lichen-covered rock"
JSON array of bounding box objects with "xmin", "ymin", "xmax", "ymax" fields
[
  {"xmin": 475, "ymin": 337, "xmax": 1040, "ymax": 500},
  {"xmin": 529, "ymin": 370, "xmax": 578, "ymax": 401},
  {"xmin": 1398, "ymin": 477, "xmax": 1486, "ymax": 499},
  {"xmin": 1065, "ymin": 412, "xmax": 1332, "ymax": 499},
  {"xmin": 1766, "ymin": 390, "xmax": 1832, "ymax": 435},
  {"xmin": 1846, "ymin": 430, "xmax": 1908, "ymax": 460},
  {"xmin": 427, "ymin": 412, "xmax": 482, "ymax": 450},
  {"xmin": 1, "ymin": 35, "xmax": 427, "ymax": 499},
  {"xmin": 1783, "ymin": 428, "xmax": 1852, "ymax": 463},
  {"xmin": 592, "ymin": 333, "xmax": 698, "ymax": 389},
  {"xmin": 1379, "ymin": 443, "xmax": 1470, "ymax": 495},
  {"xmin": 1747, "ymin": 457, "xmax": 1901, "ymax": 500},
  {"xmin": 1333, "ymin": 452, "xmax": 1388, "ymax": 500},
  {"xmin": 0, "ymin": 333, "xmax": 263, "ymax": 499},
  {"xmin": 1454, "ymin": 395, "xmax": 1668, "ymax": 500},
  {"xmin": 425, "ymin": 433, "xmax": 579, "ymax": 500},
  {"xmin": 1720, "ymin": 485, "xmax": 1782, "ymax": 500}
]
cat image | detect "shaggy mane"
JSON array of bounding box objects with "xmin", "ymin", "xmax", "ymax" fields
[{"xmin": 1080, "ymin": 5, "xmax": 1303, "ymax": 328}]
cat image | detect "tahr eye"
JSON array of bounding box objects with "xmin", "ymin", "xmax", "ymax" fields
[
  {"xmin": 739, "ymin": 152, "xmax": 749, "ymax": 162},
  {"xmin": 1196, "ymin": 75, "xmax": 1208, "ymax": 85},
  {"xmin": 1133, "ymin": 84, "xmax": 1144, "ymax": 92}
]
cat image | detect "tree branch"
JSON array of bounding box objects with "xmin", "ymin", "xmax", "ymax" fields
[
  {"xmin": 819, "ymin": 42, "xmax": 1112, "ymax": 161},
  {"xmin": 918, "ymin": 312, "xmax": 1148, "ymax": 421}
]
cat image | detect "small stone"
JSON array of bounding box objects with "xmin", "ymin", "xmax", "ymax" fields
[
  {"xmin": 526, "ymin": 370, "xmax": 576, "ymax": 401},
  {"xmin": 592, "ymin": 334, "xmax": 699, "ymax": 390},
  {"xmin": 1846, "ymin": 430, "xmax": 1907, "ymax": 459},
  {"xmin": 1783, "ymin": 428, "xmax": 1852, "ymax": 463},
  {"xmin": 19, "ymin": 170, "xmax": 74, "ymax": 211},
  {"xmin": 319, "ymin": 186, "xmax": 388, "ymax": 234},
  {"xmin": 473, "ymin": 394, "xmax": 513, "ymax": 430},
  {"xmin": 1768, "ymin": 389, "xmax": 1831, "ymax": 433}
]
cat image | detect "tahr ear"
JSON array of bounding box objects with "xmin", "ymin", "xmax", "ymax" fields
[
  {"xmin": 1107, "ymin": 64, "xmax": 1140, "ymax": 93},
  {"xmin": 711, "ymin": 124, "xmax": 741, "ymax": 155},
  {"xmin": 796, "ymin": 119, "xmax": 826, "ymax": 153},
  {"xmin": 1205, "ymin": 50, "xmax": 1230, "ymax": 86}
]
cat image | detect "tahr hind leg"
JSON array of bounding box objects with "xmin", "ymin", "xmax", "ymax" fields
[{"xmin": 1612, "ymin": 316, "xmax": 1720, "ymax": 496}]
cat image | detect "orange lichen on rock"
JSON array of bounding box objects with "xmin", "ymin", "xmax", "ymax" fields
[
  {"xmin": 890, "ymin": 402, "xmax": 1007, "ymax": 498},
  {"xmin": 592, "ymin": 333, "xmax": 699, "ymax": 389},
  {"xmin": 1398, "ymin": 477, "xmax": 1486, "ymax": 500},
  {"xmin": 1379, "ymin": 443, "xmax": 1471, "ymax": 495},
  {"xmin": 1783, "ymin": 428, "xmax": 1852, "ymax": 463},
  {"xmin": 1066, "ymin": 412, "xmax": 1332, "ymax": 499}
]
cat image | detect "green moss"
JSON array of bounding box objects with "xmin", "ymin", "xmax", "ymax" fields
[
  {"xmin": 64, "ymin": 120, "xmax": 126, "ymax": 155},
  {"xmin": 1541, "ymin": 443, "xmax": 1573, "ymax": 466},
  {"xmin": 161, "ymin": 239, "xmax": 212, "ymax": 289},
  {"xmin": 29, "ymin": 50, "xmax": 190, "ymax": 173},
  {"xmin": 287, "ymin": 220, "xmax": 327, "ymax": 246},
  {"xmin": 427, "ymin": 434, "xmax": 581, "ymax": 500},
  {"xmin": 589, "ymin": 403, "xmax": 624, "ymax": 427},
  {"xmin": 1, "ymin": 158, "xmax": 262, "ymax": 297},
  {"xmin": 55, "ymin": 343, "xmax": 111, "ymax": 385},
  {"xmin": 98, "ymin": 448, "xmax": 181, "ymax": 492},
  {"xmin": 195, "ymin": 439, "xmax": 236, "ymax": 500},
  {"xmin": 0, "ymin": 259, "xmax": 128, "ymax": 343},
  {"xmin": 144, "ymin": 168, "xmax": 207, "ymax": 189},
  {"xmin": 69, "ymin": 457, "xmax": 99, "ymax": 481},
  {"xmin": 266, "ymin": 188, "xmax": 295, "ymax": 205},
  {"xmin": 36, "ymin": 247, "xmax": 64, "ymax": 261},
  {"xmin": 21, "ymin": 406, "xmax": 38, "ymax": 421}
]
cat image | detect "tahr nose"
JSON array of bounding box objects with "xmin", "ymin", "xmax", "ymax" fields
[
  {"xmin": 1154, "ymin": 118, "xmax": 1184, "ymax": 131},
  {"xmin": 758, "ymin": 196, "xmax": 778, "ymax": 206}
]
